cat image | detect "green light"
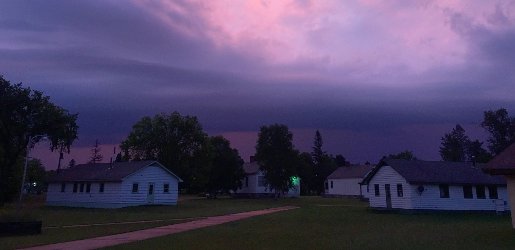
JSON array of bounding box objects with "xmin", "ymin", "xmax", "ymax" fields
[{"xmin": 290, "ymin": 176, "xmax": 300, "ymax": 186}]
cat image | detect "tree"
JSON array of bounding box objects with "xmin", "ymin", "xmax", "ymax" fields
[
  {"xmin": 333, "ymin": 154, "xmax": 348, "ymax": 167},
  {"xmin": 0, "ymin": 76, "xmax": 78, "ymax": 205},
  {"xmin": 439, "ymin": 124, "xmax": 470, "ymax": 162},
  {"xmin": 25, "ymin": 159, "xmax": 46, "ymax": 194},
  {"xmin": 466, "ymin": 140, "xmax": 492, "ymax": 164},
  {"xmin": 120, "ymin": 112, "xmax": 208, "ymax": 190},
  {"xmin": 312, "ymin": 130, "xmax": 324, "ymax": 166},
  {"xmin": 68, "ymin": 159, "xmax": 76, "ymax": 168},
  {"xmin": 382, "ymin": 150, "xmax": 417, "ymax": 161},
  {"xmin": 255, "ymin": 124, "xmax": 298, "ymax": 198},
  {"xmin": 115, "ymin": 152, "xmax": 123, "ymax": 162},
  {"xmin": 203, "ymin": 136, "xmax": 245, "ymax": 197},
  {"xmin": 297, "ymin": 152, "xmax": 315, "ymax": 195},
  {"xmin": 311, "ymin": 130, "xmax": 336, "ymax": 194},
  {"xmin": 89, "ymin": 139, "xmax": 103, "ymax": 164},
  {"xmin": 481, "ymin": 108, "xmax": 515, "ymax": 155}
]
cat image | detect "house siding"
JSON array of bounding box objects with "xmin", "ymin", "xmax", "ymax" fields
[
  {"xmin": 410, "ymin": 184, "xmax": 509, "ymax": 211},
  {"xmin": 326, "ymin": 178, "xmax": 363, "ymax": 196},
  {"xmin": 367, "ymin": 165, "xmax": 510, "ymax": 211},
  {"xmin": 46, "ymin": 164, "xmax": 179, "ymax": 208},
  {"xmin": 120, "ymin": 165, "xmax": 179, "ymax": 206},
  {"xmin": 46, "ymin": 182, "xmax": 122, "ymax": 208},
  {"xmin": 368, "ymin": 166, "xmax": 412, "ymax": 209}
]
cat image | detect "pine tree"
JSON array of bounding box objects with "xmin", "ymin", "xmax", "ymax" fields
[
  {"xmin": 439, "ymin": 125, "xmax": 469, "ymax": 162},
  {"xmin": 89, "ymin": 139, "xmax": 103, "ymax": 164}
]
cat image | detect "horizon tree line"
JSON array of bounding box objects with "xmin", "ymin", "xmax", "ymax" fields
[{"xmin": 3, "ymin": 74, "xmax": 515, "ymax": 204}]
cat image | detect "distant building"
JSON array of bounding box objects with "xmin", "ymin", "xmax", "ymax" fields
[
  {"xmin": 46, "ymin": 161, "xmax": 182, "ymax": 208},
  {"xmin": 483, "ymin": 143, "xmax": 515, "ymax": 227},
  {"xmin": 361, "ymin": 159, "xmax": 509, "ymax": 212},
  {"xmin": 325, "ymin": 165, "xmax": 374, "ymax": 198},
  {"xmin": 235, "ymin": 158, "xmax": 300, "ymax": 198}
]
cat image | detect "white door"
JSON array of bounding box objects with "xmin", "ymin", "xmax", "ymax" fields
[{"xmin": 147, "ymin": 182, "xmax": 155, "ymax": 204}]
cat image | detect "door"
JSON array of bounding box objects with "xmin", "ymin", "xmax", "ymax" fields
[
  {"xmin": 385, "ymin": 184, "xmax": 392, "ymax": 209},
  {"xmin": 147, "ymin": 182, "xmax": 155, "ymax": 204}
]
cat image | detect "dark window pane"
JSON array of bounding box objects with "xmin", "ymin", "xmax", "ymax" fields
[
  {"xmin": 132, "ymin": 183, "xmax": 139, "ymax": 193},
  {"xmin": 476, "ymin": 185, "xmax": 486, "ymax": 199},
  {"xmin": 99, "ymin": 183, "xmax": 105, "ymax": 193},
  {"xmin": 397, "ymin": 184, "xmax": 403, "ymax": 197},
  {"xmin": 463, "ymin": 185, "xmax": 473, "ymax": 199},
  {"xmin": 439, "ymin": 184, "xmax": 450, "ymax": 198},
  {"xmin": 488, "ymin": 186, "xmax": 498, "ymax": 199},
  {"xmin": 374, "ymin": 184, "xmax": 380, "ymax": 196}
]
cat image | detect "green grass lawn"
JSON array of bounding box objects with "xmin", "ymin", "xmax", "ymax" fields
[{"xmin": 2, "ymin": 196, "xmax": 515, "ymax": 250}]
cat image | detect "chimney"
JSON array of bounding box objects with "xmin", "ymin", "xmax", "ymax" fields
[{"xmin": 250, "ymin": 156, "xmax": 256, "ymax": 162}]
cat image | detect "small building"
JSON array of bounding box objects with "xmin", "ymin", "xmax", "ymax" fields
[
  {"xmin": 483, "ymin": 143, "xmax": 515, "ymax": 227},
  {"xmin": 235, "ymin": 161, "xmax": 300, "ymax": 197},
  {"xmin": 361, "ymin": 159, "xmax": 509, "ymax": 212},
  {"xmin": 46, "ymin": 161, "xmax": 182, "ymax": 208},
  {"xmin": 325, "ymin": 165, "xmax": 374, "ymax": 198}
]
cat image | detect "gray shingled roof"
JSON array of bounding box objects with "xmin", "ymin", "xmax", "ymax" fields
[
  {"xmin": 362, "ymin": 159, "xmax": 505, "ymax": 185},
  {"xmin": 48, "ymin": 161, "xmax": 182, "ymax": 182},
  {"xmin": 243, "ymin": 162, "xmax": 260, "ymax": 175},
  {"xmin": 327, "ymin": 165, "xmax": 374, "ymax": 179},
  {"xmin": 484, "ymin": 143, "xmax": 515, "ymax": 175}
]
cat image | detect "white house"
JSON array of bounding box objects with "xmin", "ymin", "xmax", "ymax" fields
[
  {"xmin": 483, "ymin": 143, "xmax": 515, "ymax": 227},
  {"xmin": 325, "ymin": 165, "xmax": 374, "ymax": 198},
  {"xmin": 361, "ymin": 159, "xmax": 509, "ymax": 212},
  {"xmin": 235, "ymin": 160, "xmax": 300, "ymax": 197},
  {"xmin": 46, "ymin": 161, "xmax": 182, "ymax": 208}
]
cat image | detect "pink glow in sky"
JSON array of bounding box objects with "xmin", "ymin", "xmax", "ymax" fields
[{"xmin": 136, "ymin": 0, "xmax": 514, "ymax": 81}]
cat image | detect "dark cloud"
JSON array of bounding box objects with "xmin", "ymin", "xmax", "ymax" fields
[{"xmin": 2, "ymin": 1, "xmax": 515, "ymax": 165}]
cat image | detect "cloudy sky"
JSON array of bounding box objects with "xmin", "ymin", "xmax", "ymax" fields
[{"xmin": 1, "ymin": 0, "xmax": 515, "ymax": 168}]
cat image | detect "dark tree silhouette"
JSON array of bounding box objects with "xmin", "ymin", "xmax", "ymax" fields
[
  {"xmin": 120, "ymin": 112, "xmax": 208, "ymax": 191},
  {"xmin": 203, "ymin": 136, "xmax": 245, "ymax": 197},
  {"xmin": 89, "ymin": 139, "xmax": 103, "ymax": 164},
  {"xmin": 481, "ymin": 108, "xmax": 515, "ymax": 155},
  {"xmin": 0, "ymin": 76, "xmax": 78, "ymax": 205},
  {"xmin": 255, "ymin": 124, "xmax": 298, "ymax": 198},
  {"xmin": 311, "ymin": 130, "xmax": 336, "ymax": 194},
  {"xmin": 382, "ymin": 150, "xmax": 417, "ymax": 161},
  {"xmin": 439, "ymin": 124, "xmax": 470, "ymax": 162}
]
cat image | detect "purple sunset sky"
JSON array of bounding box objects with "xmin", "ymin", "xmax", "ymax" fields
[{"xmin": 1, "ymin": 0, "xmax": 515, "ymax": 169}]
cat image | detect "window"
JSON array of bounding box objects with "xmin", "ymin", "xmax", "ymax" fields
[
  {"xmin": 61, "ymin": 183, "xmax": 66, "ymax": 193},
  {"xmin": 439, "ymin": 184, "xmax": 450, "ymax": 198},
  {"xmin": 99, "ymin": 183, "xmax": 105, "ymax": 193},
  {"xmin": 86, "ymin": 183, "xmax": 91, "ymax": 193},
  {"xmin": 132, "ymin": 183, "xmax": 139, "ymax": 193},
  {"xmin": 488, "ymin": 186, "xmax": 498, "ymax": 199},
  {"xmin": 73, "ymin": 182, "xmax": 78, "ymax": 193},
  {"xmin": 79, "ymin": 182, "xmax": 84, "ymax": 193},
  {"xmin": 330, "ymin": 181, "xmax": 333, "ymax": 189},
  {"xmin": 367, "ymin": 185, "xmax": 370, "ymax": 193},
  {"xmin": 476, "ymin": 185, "xmax": 486, "ymax": 199},
  {"xmin": 463, "ymin": 185, "xmax": 473, "ymax": 199},
  {"xmin": 397, "ymin": 184, "xmax": 403, "ymax": 197},
  {"xmin": 245, "ymin": 177, "xmax": 248, "ymax": 187},
  {"xmin": 374, "ymin": 184, "xmax": 380, "ymax": 196},
  {"xmin": 258, "ymin": 176, "xmax": 266, "ymax": 187},
  {"xmin": 163, "ymin": 183, "xmax": 170, "ymax": 193}
]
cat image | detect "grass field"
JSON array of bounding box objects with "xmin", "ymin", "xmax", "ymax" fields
[{"xmin": 2, "ymin": 196, "xmax": 515, "ymax": 249}]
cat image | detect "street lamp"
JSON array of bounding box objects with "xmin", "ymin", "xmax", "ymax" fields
[{"xmin": 18, "ymin": 134, "xmax": 47, "ymax": 207}]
